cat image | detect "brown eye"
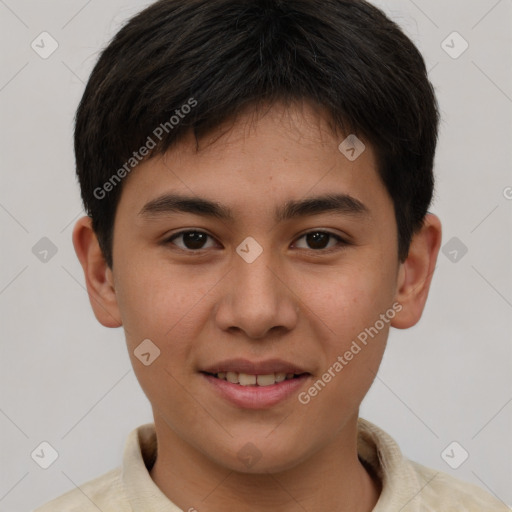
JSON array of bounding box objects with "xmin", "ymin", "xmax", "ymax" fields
[
  {"xmin": 168, "ymin": 231, "xmax": 216, "ymax": 251},
  {"xmin": 294, "ymin": 231, "xmax": 345, "ymax": 251}
]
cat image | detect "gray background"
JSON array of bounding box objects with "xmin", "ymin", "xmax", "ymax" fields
[{"xmin": 1, "ymin": 0, "xmax": 511, "ymax": 510}]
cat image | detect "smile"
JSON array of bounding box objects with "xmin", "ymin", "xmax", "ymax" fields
[
  {"xmin": 201, "ymin": 371, "xmax": 311, "ymax": 409},
  {"xmin": 204, "ymin": 371, "xmax": 305, "ymax": 386}
]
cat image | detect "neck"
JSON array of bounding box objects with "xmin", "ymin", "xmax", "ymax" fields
[{"xmin": 149, "ymin": 415, "xmax": 381, "ymax": 512}]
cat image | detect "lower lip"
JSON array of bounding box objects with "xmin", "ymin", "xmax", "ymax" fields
[{"xmin": 202, "ymin": 373, "xmax": 310, "ymax": 409}]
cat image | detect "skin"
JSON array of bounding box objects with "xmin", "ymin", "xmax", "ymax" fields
[{"xmin": 73, "ymin": 101, "xmax": 442, "ymax": 512}]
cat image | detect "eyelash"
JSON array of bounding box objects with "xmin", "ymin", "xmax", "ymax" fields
[{"xmin": 164, "ymin": 230, "xmax": 349, "ymax": 254}]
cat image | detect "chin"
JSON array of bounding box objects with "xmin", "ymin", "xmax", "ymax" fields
[{"xmin": 211, "ymin": 438, "xmax": 312, "ymax": 475}]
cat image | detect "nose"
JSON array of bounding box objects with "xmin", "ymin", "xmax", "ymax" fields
[{"xmin": 214, "ymin": 247, "xmax": 299, "ymax": 340}]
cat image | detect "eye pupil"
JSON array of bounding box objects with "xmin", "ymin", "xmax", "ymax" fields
[
  {"xmin": 306, "ymin": 232, "xmax": 329, "ymax": 250},
  {"xmin": 184, "ymin": 232, "xmax": 207, "ymax": 249},
  {"xmin": 172, "ymin": 230, "xmax": 340, "ymax": 253}
]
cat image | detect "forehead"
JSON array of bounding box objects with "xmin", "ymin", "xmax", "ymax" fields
[{"xmin": 116, "ymin": 102, "xmax": 390, "ymax": 224}]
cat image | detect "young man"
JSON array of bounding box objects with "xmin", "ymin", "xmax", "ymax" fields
[{"xmin": 35, "ymin": 0, "xmax": 508, "ymax": 510}]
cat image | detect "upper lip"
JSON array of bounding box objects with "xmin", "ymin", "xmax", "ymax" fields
[{"xmin": 201, "ymin": 358, "xmax": 310, "ymax": 375}]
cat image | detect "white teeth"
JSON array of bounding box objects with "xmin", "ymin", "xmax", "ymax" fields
[
  {"xmin": 214, "ymin": 371, "xmax": 300, "ymax": 386},
  {"xmin": 256, "ymin": 374, "xmax": 276, "ymax": 386},
  {"xmin": 226, "ymin": 371, "xmax": 239, "ymax": 384},
  {"xmin": 238, "ymin": 373, "xmax": 257, "ymax": 386}
]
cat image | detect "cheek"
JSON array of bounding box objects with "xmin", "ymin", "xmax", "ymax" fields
[
  {"xmin": 115, "ymin": 263, "xmax": 206, "ymax": 408},
  {"xmin": 299, "ymin": 261, "xmax": 396, "ymax": 337},
  {"xmin": 296, "ymin": 260, "xmax": 394, "ymax": 401},
  {"xmin": 300, "ymin": 290, "xmax": 390, "ymax": 422},
  {"xmin": 115, "ymin": 259, "xmax": 213, "ymax": 352}
]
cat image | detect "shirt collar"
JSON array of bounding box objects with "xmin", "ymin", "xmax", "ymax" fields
[
  {"xmin": 357, "ymin": 418, "xmax": 424, "ymax": 512},
  {"xmin": 121, "ymin": 423, "xmax": 182, "ymax": 511},
  {"xmin": 121, "ymin": 418, "xmax": 424, "ymax": 511}
]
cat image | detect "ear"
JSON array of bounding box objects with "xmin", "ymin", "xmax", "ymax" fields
[
  {"xmin": 72, "ymin": 216, "xmax": 122, "ymax": 328},
  {"xmin": 391, "ymin": 213, "xmax": 442, "ymax": 329}
]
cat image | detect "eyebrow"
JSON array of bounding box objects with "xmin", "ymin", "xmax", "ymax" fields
[{"xmin": 138, "ymin": 192, "xmax": 369, "ymax": 222}]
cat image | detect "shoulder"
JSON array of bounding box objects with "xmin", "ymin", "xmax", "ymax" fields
[
  {"xmin": 356, "ymin": 418, "xmax": 509, "ymax": 512},
  {"xmin": 33, "ymin": 467, "xmax": 130, "ymax": 512},
  {"xmin": 408, "ymin": 460, "xmax": 510, "ymax": 511}
]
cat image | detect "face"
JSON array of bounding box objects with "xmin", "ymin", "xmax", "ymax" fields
[{"xmin": 109, "ymin": 102, "xmax": 402, "ymax": 473}]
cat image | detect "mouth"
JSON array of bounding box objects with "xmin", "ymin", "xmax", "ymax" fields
[
  {"xmin": 200, "ymin": 358, "xmax": 312, "ymax": 409},
  {"xmin": 201, "ymin": 371, "xmax": 308, "ymax": 387}
]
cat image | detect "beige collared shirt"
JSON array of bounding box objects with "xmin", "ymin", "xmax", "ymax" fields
[{"xmin": 34, "ymin": 418, "xmax": 509, "ymax": 511}]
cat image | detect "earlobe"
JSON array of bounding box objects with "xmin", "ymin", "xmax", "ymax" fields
[
  {"xmin": 391, "ymin": 213, "xmax": 442, "ymax": 329},
  {"xmin": 72, "ymin": 216, "xmax": 122, "ymax": 328}
]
